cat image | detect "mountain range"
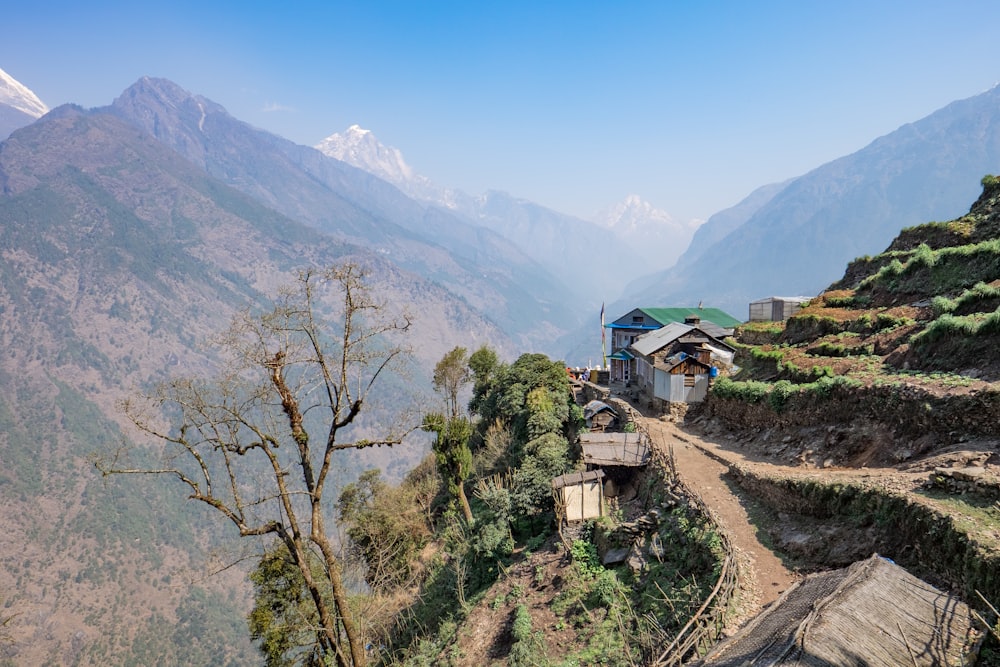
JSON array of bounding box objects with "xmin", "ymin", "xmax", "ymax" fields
[
  {"xmin": 0, "ymin": 75, "xmax": 554, "ymax": 664},
  {"xmin": 315, "ymin": 124, "xmax": 701, "ymax": 297}
]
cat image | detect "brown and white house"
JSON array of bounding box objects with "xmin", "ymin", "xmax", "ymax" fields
[{"xmin": 629, "ymin": 318, "xmax": 736, "ymax": 404}]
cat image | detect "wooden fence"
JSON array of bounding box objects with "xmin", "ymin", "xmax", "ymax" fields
[
  {"xmin": 651, "ymin": 470, "xmax": 739, "ymax": 666},
  {"xmin": 645, "ymin": 439, "xmax": 741, "ymax": 667}
]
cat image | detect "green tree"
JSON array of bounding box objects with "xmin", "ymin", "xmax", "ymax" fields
[
  {"xmin": 468, "ymin": 345, "xmax": 500, "ymax": 414},
  {"xmin": 248, "ymin": 545, "xmax": 323, "ymax": 667},
  {"xmin": 423, "ymin": 412, "xmax": 475, "ymax": 523},
  {"xmin": 433, "ymin": 346, "xmax": 471, "ymax": 419},
  {"xmin": 337, "ymin": 467, "xmax": 434, "ymax": 592},
  {"xmin": 470, "ymin": 353, "xmax": 578, "ymax": 520},
  {"xmin": 98, "ymin": 263, "xmax": 414, "ymax": 667}
]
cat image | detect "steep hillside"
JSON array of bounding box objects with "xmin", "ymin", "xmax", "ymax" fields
[
  {"xmin": 630, "ymin": 84, "xmax": 1000, "ymax": 318},
  {"xmin": 707, "ymin": 177, "xmax": 1000, "ymax": 469},
  {"xmin": 107, "ymin": 78, "xmax": 581, "ymax": 352},
  {"xmin": 671, "ymin": 181, "xmax": 1000, "ymax": 664},
  {"xmin": 0, "ymin": 105, "xmax": 513, "ymax": 665}
]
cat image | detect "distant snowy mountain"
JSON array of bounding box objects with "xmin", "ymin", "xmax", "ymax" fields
[
  {"xmin": 0, "ymin": 67, "xmax": 47, "ymax": 117},
  {"xmin": 0, "ymin": 66, "xmax": 48, "ymax": 139},
  {"xmin": 595, "ymin": 194, "xmax": 701, "ymax": 269},
  {"xmin": 596, "ymin": 194, "xmax": 676, "ymax": 233},
  {"xmin": 316, "ymin": 125, "xmax": 462, "ymax": 207},
  {"xmin": 316, "ymin": 126, "xmax": 698, "ymax": 297}
]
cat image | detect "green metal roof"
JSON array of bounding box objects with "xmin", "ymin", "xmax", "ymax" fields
[{"xmin": 640, "ymin": 307, "xmax": 742, "ymax": 329}]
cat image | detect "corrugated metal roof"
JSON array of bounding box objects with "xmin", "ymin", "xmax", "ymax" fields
[
  {"xmin": 551, "ymin": 469, "xmax": 605, "ymax": 489},
  {"xmin": 605, "ymin": 306, "xmax": 742, "ymax": 331},
  {"xmin": 579, "ymin": 432, "xmax": 650, "ymax": 467},
  {"xmin": 630, "ymin": 322, "xmax": 694, "ymax": 356},
  {"xmin": 749, "ymin": 296, "xmax": 813, "ymax": 305},
  {"xmin": 583, "ymin": 400, "xmax": 617, "ymax": 419}
]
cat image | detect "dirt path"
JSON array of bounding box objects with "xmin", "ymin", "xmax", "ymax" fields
[{"xmin": 641, "ymin": 417, "xmax": 799, "ymax": 611}]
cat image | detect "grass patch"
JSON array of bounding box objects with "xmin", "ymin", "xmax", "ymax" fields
[
  {"xmin": 911, "ymin": 307, "xmax": 1000, "ymax": 347},
  {"xmin": 860, "ymin": 238, "xmax": 1000, "ymax": 296},
  {"xmin": 931, "ymin": 281, "xmax": 1000, "ymax": 316}
]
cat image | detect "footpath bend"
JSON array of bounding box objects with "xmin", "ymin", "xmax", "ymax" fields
[{"xmin": 637, "ymin": 414, "xmax": 800, "ymax": 611}]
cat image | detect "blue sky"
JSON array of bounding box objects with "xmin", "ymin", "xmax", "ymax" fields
[{"xmin": 3, "ymin": 1, "xmax": 1000, "ymax": 222}]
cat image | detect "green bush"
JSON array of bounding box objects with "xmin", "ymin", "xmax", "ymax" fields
[
  {"xmin": 768, "ymin": 380, "xmax": 797, "ymax": 412},
  {"xmin": 711, "ymin": 374, "xmax": 860, "ymax": 410},
  {"xmin": 710, "ymin": 377, "xmax": 770, "ymax": 403}
]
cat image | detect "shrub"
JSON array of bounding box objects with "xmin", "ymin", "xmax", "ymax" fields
[
  {"xmin": 710, "ymin": 377, "xmax": 770, "ymax": 403},
  {"xmin": 768, "ymin": 380, "xmax": 797, "ymax": 412}
]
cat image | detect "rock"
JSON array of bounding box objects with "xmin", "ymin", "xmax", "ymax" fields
[
  {"xmin": 954, "ymin": 466, "xmax": 986, "ymax": 481},
  {"xmin": 822, "ymin": 458, "xmax": 835, "ymax": 468},
  {"xmin": 603, "ymin": 546, "xmax": 630, "ymax": 566}
]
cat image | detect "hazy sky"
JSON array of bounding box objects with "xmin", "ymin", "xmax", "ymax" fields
[{"xmin": 3, "ymin": 1, "xmax": 999, "ymax": 222}]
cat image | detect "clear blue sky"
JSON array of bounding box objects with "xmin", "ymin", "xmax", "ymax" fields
[{"xmin": 3, "ymin": 1, "xmax": 999, "ymax": 222}]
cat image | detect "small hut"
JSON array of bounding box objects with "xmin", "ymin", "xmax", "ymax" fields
[
  {"xmin": 583, "ymin": 400, "xmax": 620, "ymax": 431},
  {"xmin": 551, "ymin": 470, "xmax": 606, "ymax": 523},
  {"xmin": 692, "ymin": 554, "xmax": 981, "ymax": 666}
]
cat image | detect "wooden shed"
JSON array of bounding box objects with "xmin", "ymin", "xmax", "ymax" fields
[
  {"xmin": 692, "ymin": 554, "xmax": 981, "ymax": 666},
  {"xmin": 582, "ymin": 400, "xmax": 620, "ymax": 432},
  {"xmin": 551, "ymin": 470, "xmax": 606, "ymax": 523}
]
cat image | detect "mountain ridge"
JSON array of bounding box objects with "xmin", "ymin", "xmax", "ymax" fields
[
  {"xmin": 625, "ymin": 84, "xmax": 1000, "ymax": 319},
  {"xmin": 108, "ymin": 78, "xmax": 581, "ymax": 352}
]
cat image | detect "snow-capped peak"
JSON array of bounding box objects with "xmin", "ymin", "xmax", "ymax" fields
[
  {"xmin": 592, "ymin": 195, "xmax": 703, "ymax": 271},
  {"xmin": 316, "ymin": 125, "xmax": 415, "ymax": 183},
  {"xmin": 0, "ymin": 66, "xmax": 48, "ymax": 118},
  {"xmin": 315, "ymin": 125, "xmax": 464, "ymax": 208},
  {"xmin": 595, "ymin": 194, "xmax": 677, "ymax": 233}
]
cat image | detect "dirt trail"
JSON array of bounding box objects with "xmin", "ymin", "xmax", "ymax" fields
[{"xmin": 641, "ymin": 417, "xmax": 799, "ymax": 610}]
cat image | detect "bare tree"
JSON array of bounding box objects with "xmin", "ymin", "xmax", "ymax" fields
[{"xmin": 97, "ymin": 263, "xmax": 415, "ymax": 667}]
